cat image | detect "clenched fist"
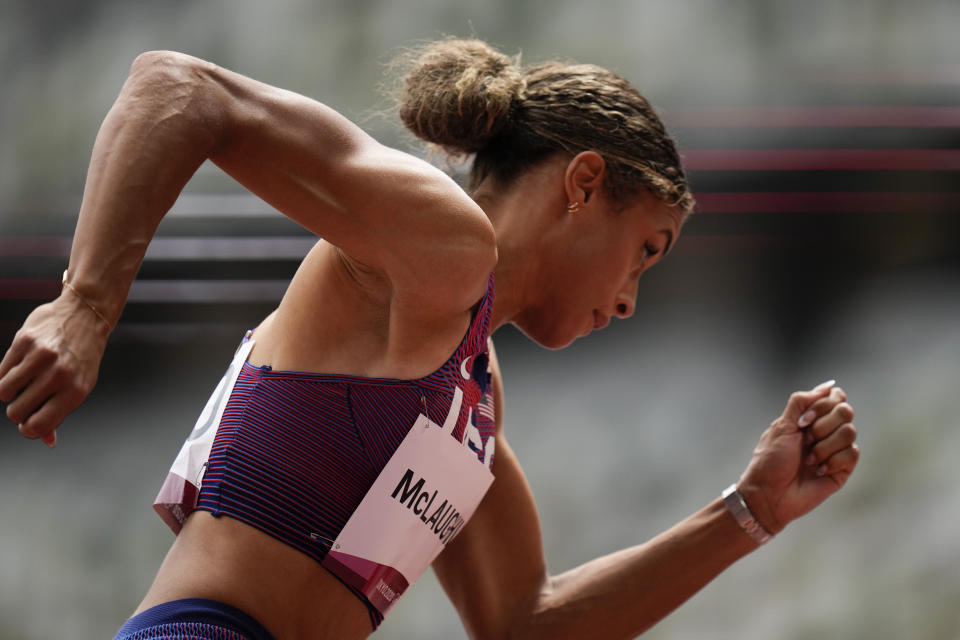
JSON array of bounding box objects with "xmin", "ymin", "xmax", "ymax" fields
[
  {"xmin": 0, "ymin": 291, "xmax": 111, "ymax": 445},
  {"xmin": 738, "ymin": 380, "xmax": 860, "ymax": 535}
]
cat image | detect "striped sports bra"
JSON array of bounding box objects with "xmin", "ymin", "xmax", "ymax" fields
[{"xmin": 154, "ymin": 275, "xmax": 497, "ymax": 629}]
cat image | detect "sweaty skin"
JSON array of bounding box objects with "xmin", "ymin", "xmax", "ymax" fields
[{"xmin": 0, "ymin": 52, "xmax": 859, "ymax": 639}]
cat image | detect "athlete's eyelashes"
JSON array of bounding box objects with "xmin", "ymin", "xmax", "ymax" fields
[{"xmin": 642, "ymin": 243, "xmax": 665, "ymax": 262}]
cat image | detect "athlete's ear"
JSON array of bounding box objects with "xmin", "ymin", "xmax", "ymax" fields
[{"xmin": 564, "ymin": 151, "xmax": 606, "ymax": 207}]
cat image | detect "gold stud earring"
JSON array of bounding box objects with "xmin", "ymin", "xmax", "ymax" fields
[{"xmin": 566, "ymin": 201, "xmax": 581, "ymax": 214}]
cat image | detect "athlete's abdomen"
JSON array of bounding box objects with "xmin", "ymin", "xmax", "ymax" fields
[{"xmin": 136, "ymin": 510, "xmax": 373, "ymax": 640}]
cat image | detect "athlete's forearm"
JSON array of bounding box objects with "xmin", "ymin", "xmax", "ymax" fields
[
  {"xmin": 65, "ymin": 51, "xmax": 226, "ymax": 326},
  {"xmin": 518, "ymin": 498, "xmax": 757, "ymax": 639}
]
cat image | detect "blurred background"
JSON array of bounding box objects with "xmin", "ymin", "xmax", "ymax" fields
[{"xmin": 2, "ymin": 0, "xmax": 959, "ymax": 638}]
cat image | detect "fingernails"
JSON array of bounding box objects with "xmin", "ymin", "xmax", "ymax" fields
[
  {"xmin": 813, "ymin": 379, "xmax": 836, "ymax": 393},
  {"xmin": 42, "ymin": 431, "xmax": 57, "ymax": 449},
  {"xmin": 816, "ymin": 464, "xmax": 828, "ymax": 477},
  {"xmin": 798, "ymin": 409, "xmax": 817, "ymax": 428}
]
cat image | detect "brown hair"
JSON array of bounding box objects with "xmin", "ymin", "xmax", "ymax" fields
[{"xmin": 395, "ymin": 38, "xmax": 694, "ymax": 214}]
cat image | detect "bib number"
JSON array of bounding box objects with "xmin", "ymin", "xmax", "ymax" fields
[{"xmin": 322, "ymin": 409, "xmax": 495, "ymax": 616}]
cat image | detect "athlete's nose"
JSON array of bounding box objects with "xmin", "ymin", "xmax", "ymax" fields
[{"xmin": 614, "ymin": 275, "xmax": 639, "ymax": 319}]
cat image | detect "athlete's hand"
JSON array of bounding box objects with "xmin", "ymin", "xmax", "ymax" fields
[
  {"xmin": 0, "ymin": 293, "xmax": 110, "ymax": 446},
  {"xmin": 736, "ymin": 380, "xmax": 860, "ymax": 535}
]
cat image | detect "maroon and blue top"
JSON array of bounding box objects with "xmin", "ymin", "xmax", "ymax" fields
[{"xmin": 192, "ymin": 275, "xmax": 496, "ymax": 629}]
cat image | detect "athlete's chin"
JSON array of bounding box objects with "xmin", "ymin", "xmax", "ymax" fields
[
  {"xmin": 538, "ymin": 335, "xmax": 578, "ymax": 350},
  {"xmin": 513, "ymin": 321, "xmax": 581, "ymax": 351}
]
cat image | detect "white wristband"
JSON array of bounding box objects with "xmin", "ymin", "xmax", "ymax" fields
[{"xmin": 721, "ymin": 484, "xmax": 773, "ymax": 545}]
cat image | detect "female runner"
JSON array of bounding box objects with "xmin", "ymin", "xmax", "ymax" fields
[{"xmin": 0, "ymin": 39, "xmax": 859, "ymax": 639}]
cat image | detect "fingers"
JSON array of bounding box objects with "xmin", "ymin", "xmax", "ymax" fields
[
  {"xmin": 2, "ymin": 299, "xmax": 107, "ymax": 447},
  {"xmin": 2, "ymin": 340, "xmax": 89, "ymax": 440},
  {"xmin": 806, "ymin": 395, "xmax": 854, "ymax": 441},
  {"xmin": 777, "ymin": 379, "xmax": 837, "ymax": 433},
  {"xmin": 796, "ymin": 384, "xmax": 847, "ymax": 428},
  {"xmin": 812, "ymin": 443, "xmax": 860, "ymax": 487},
  {"xmin": 18, "ymin": 389, "xmax": 83, "ymax": 440},
  {"xmin": 0, "ymin": 339, "xmax": 55, "ymax": 403},
  {"xmin": 800, "ymin": 383, "xmax": 859, "ymax": 480},
  {"xmin": 800, "ymin": 387, "xmax": 857, "ymax": 474},
  {"xmin": 5, "ymin": 359, "xmax": 64, "ymax": 426},
  {"xmin": 805, "ymin": 422, "xmax": 858, "ymax": 471},
  {"xmin": 0, "ymin": 333, "xmax": 30, "ymax": 382}
]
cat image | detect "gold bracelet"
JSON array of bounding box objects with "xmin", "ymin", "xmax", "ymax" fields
[{"xmin": 61, "ymin": 269, "xmax": 111, "ymax": 331}]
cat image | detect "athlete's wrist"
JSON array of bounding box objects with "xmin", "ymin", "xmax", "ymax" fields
[
  {"xmin": 721, "ymin": 483, "xmax": 776, "ymax": 544},
  {"xmin": 61, "ymin": 270, "xmax": 115, "ymax": 333}
]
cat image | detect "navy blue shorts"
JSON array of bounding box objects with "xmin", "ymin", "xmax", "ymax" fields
[{"xmin": 112, "ymin": 598, "xmax": 275, "ymax": 640}]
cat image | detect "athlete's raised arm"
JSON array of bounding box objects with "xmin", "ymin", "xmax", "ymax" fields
[
  {"xmin": 0, "ymin": 50, "xmax": 496, "ymax": 441},
  {"xmin": 433, "ymin": 346, "xmax": 859, "ymax": 638}
]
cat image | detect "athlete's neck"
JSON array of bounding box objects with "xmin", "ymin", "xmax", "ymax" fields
[{"xmin": 473, "ymin": 165, "xmax": 566, "ymax": 333}]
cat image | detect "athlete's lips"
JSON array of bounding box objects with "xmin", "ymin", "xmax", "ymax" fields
[{"xmin": 593, "ymin": 310, "xmax": 610, "ymax": 331}]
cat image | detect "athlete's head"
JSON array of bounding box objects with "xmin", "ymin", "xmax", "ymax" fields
[
  {"xmin": 394, "ymin": 38, "xmax": 693, "ymax": 348},
  {"xmin": 395, "ymin": 38, "xmax": 692, "ymax": 214}
]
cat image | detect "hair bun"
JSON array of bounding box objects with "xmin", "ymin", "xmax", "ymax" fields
[{"xmin": 397, "ymin": 38, "xmax": 525, "ymax": 154}]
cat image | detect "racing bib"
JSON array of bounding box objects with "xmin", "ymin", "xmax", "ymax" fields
[{"xmin": 322, "ymin": 391, "xmax": 495, "ymax": 616}]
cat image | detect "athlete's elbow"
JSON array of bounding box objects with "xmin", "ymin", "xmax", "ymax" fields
[
  {"xmin": 501, "ymin": 576, "xmax": 567, "ymax": 640},
  {"xmin": 128, "ymin": 50, "xmax": 204, "ymax": 92},
  {"xmin": 462, "ymin": 607, "xmax": 542, "ymax": 640},
  {"xmin": 124, "ymin": 51, "xmax": 228, "ymax": 148},
  {"xmin": 130, "ymin": 50, "xmax": 183, "ymax": 75}
]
